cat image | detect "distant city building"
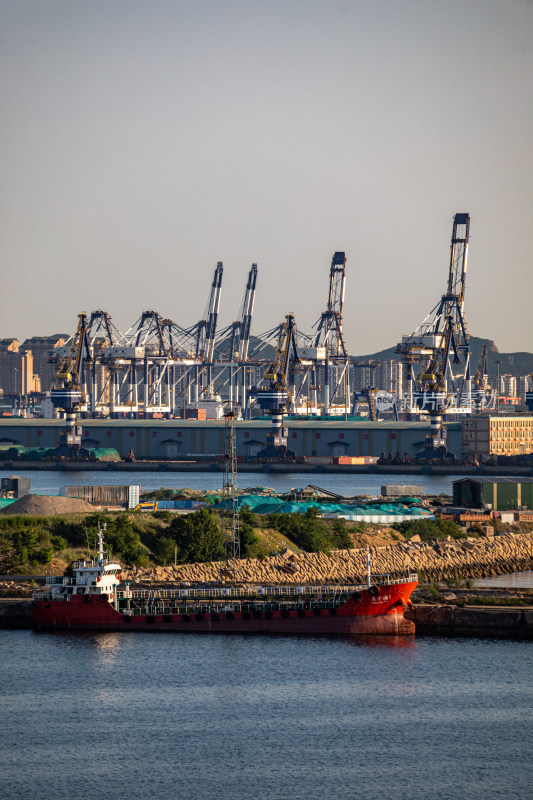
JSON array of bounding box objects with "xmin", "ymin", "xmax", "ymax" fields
[
  {"xmin": 353, "ymin": 360, "xmax": 402, "ymax": 398},
  {"xmin": 353, "ymin": 361, "xmax": 377, "ymax": 393},
  {"xmin": 0, "ymin": 347, "xmax": 39, "ymax": 395},
  {"xmin": 499, "ymin": 374, "xmax": 517, "ymax": 398},
  {"xmin": 375, "ymin": 360, "xmax": 403, "ymax": 398},
  {"xmin": 20, "ymin": 335, "xmax": 66, "ymax": 392},
  {"xmin": 519, "ymin": 375, "xmax": 533, "ymax": 403}
]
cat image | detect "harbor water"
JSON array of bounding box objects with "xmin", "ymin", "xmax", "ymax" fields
[
  {"xmin": 0, "ymin": 630, "xmax": 531, "ymax": 800},
  {"xmin": 0, "ymin": 468, "xmax": 482, "ymax": 497}
]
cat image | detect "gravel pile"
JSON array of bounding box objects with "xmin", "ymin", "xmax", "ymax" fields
[{"xmin": 0, "ymin": 494, "xmax": 95, "ymax": 516}]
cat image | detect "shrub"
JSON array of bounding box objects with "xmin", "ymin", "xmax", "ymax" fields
[
  {"xmin": 428, "ymin": 582, "xmax": 441, "ymax": 600},
  {"xmin": 51, "ymin": 535, "xmax": 67, "ymax": 551}
]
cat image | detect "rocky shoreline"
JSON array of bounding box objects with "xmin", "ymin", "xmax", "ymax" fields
[{"xmin": 123, "ymin": 531, "xmax": 533, "ymax": 586}]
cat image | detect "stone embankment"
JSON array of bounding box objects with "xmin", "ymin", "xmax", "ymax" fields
[{"xmin": 124, "ymin": 531, "xmax": 533, "ymax": 586}]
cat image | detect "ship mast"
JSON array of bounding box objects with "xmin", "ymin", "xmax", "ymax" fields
[
  {"xmin": 97, "ymin": 523, "xmax": 107, "ymax": 567},
  {"xmin": 221, "ymin": 405, "xmax": 240, "ymax": 583}
]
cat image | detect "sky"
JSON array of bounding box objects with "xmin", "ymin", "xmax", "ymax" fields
[{"xmin": 1, "ymin": 0, "xmax": 532, "ymax": 355}]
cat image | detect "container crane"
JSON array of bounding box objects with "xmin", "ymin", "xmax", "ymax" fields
[
  {"xmin": 302, "ymin": 252, "xmax": 349, "ymax": 414},
  {"xmin": 397, "ymin": 212, "xmax": 471, "ymax": 413},
  {"xmin": 194, "ymin": 262, "xmax": 223, "ymax": 399},
  {"xmin": 251, "ymin": 314, "xmax": 300, "ymax": 459},
  {"xmin": 236, "ymin": 263, "xmax": 257, "ymax": 363},
  {"xmin": 223, "ymin": 263, "xmax": 258, "ymax": 410},
  {"xmin": 396, "ymin": 213, "xmax": 471, "ymax": 459}
]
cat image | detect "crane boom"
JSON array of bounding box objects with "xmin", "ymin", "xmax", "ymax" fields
[{"xmin": 238, "ymin": 263, "xmax": 257, "ymax": 361}]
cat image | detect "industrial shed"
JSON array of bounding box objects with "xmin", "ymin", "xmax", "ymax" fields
[{"xmin": 453, "ymin": 478, "xmax": 533, "ymax": 511}]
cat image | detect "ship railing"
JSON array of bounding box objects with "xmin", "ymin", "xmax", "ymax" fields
[
  {"xmin": 124, "ymin": 598, "xmax": 347, "ymax": 616},
  {"xmin": 116, "ymin": 573, "xmax": 418, "ymax": 602},
  {"xmin": 33, "ymin": 591, "xmax": 55, "ymax": 601},
  {"xmin": 45, "ymin": 576, "xmax": 75, "ymax": 586}
]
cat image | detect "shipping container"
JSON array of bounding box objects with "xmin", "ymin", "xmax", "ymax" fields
[{"xmin": 381, "ymin": 484, "xmax": 425, "ymax": 497}]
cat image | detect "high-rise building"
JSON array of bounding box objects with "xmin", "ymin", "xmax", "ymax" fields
[
  {"xmin": 375, "ymin": 360, "xmax": 403, "ymax": 398},
  {"xmin": 353, "ymin": 361, "xmax": 377, "ymax": 392},
  {"xmin": 0, "ymin": 349, "xmax": 36, "ymax": 395},
  {"xmin": 519, "ymin": 375, "xmax": 533, "ymax": 403},
  {"xmin": 20, "ymin": 335, "xmax": 67, "ymax": 392},
  {"xmin": 500, "ymin": 374, "xmax": 517, "ymax": 398}
]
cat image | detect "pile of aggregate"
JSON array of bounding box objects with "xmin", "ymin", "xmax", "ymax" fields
[{"xmin": 0, "ymin": 494, "xmax": 95, "ymax": 516}]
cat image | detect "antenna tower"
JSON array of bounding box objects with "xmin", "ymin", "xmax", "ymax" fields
[{"xmin": 221, "ymin": 405, "xmax": 240, "ymax": 582}]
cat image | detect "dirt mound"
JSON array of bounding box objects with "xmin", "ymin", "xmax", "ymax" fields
[{"xmin": 0, "ymin": 494, "xmax": 95, "ymax": 516}]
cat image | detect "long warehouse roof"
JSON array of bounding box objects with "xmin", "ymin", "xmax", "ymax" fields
[{"xmin": 0, "ymin": 418, "xmax": 462, "ymax": 430}]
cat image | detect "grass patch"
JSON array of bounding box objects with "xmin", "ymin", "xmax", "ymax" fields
[{"xmin": 464, "ymin": 596, "xmax": 532, "ymax": 607}]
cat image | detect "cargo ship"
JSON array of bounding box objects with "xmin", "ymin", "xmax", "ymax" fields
[{"xmin": 31, "ymin": 528, "xmax": 418, "ymax": 635}]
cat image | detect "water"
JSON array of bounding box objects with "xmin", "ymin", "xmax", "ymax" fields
[
  {"xmin": 0, "ymin": 468, "xmax": 482, "ymax": 497},
  {"xmin": 0, "ymin": 631, "xmax": 531, "ymax": 800},
  {"xmin": 475, "ymin": 571, "xmax": 533, "ymax": 589}
]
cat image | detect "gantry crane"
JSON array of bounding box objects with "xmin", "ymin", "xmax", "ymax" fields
[
  {"xmin": 251, "ymin": 314, "xmax": 300, "ymax": 459},
  {"xmin": 396, "ymin": 213, "xmax": 471, "ymax": 459}
]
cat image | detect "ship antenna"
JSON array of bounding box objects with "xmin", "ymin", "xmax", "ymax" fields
[{"xmin": 366, "ymin": 546, "xmax": 371, "ymax": 588}]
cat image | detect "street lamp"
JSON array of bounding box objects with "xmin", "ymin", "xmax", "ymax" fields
[{"xmin": 496, "ymin": 360, "xmax": 501, "ymax": 413}]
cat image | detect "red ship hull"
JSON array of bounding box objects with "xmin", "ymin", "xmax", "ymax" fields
[{"xmin": 31, "ymin": 581, "xmax": 417, "ymax": 635}]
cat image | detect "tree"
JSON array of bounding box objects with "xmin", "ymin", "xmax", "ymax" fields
[
  {"xmin": 152, "ymin": 536, "xmax": 177, "ymax": 566},
  {"xmin": 330, "ymin": 518, "xmax": 354, "ymax": 550},
  {"xmin": 168, "ymin": 509, "xmax": 224, "ymax": 563}
]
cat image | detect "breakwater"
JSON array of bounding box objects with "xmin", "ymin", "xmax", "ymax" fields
[{"xmin": 125, "ymin": 531, "xmax": 533, "ymax": 586}]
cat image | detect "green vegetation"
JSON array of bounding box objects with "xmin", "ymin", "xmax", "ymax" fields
[
  {"xmin": 168, "ymin": 509, "xmax": 224, "ymax": 563},
  {"xmin": 0, "ymin": 502, "xmax": 363, "ymax": 573},
  {"xmin": 396, "ymin": 517, "xmax": 468, "ymax": 542},
  {"xmin": 266, "ymin": 507, "xmax": 354, "ymax": 554},
  {"xmin": 428, "ymin": 582, "xmax": 442, "ymax": 601},
  {"xmin": 238, "ymin": 506, "xmax": 259, "ymax": 558},
  {"xmin": 464, "ymin": 596, "xmax": 532, "ymax": 607}
]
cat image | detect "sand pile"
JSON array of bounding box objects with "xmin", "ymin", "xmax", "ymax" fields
[{"xmin": 0, "ymin": 494, "xmax": 95, "ymax": 516}]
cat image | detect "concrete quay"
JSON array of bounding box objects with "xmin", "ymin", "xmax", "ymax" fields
[
  {"xmin": 1, "ymin": 459, "xmax": 532, "ymax": 476},
  {"xmin": 406, "ymin": 604, "xmax": 533, "ymax": 639}
]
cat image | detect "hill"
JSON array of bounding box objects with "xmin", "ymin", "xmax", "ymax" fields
[{"xmin": 355, "ymin": 336, "xmax": 533, "ymax": 377}]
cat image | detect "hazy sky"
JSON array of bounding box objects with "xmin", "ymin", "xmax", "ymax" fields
[{"xmin": 1, "ymin": 0, "xmax": 532, "ymax": 355}]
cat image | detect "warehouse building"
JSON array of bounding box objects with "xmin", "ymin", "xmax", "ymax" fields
[
  {"xmin": 453, "ymin": 477, "xmax": 533, "ymax": 511},
  {"xmin": 0, "ymin": 418, "xmax": 463, "ymax": 461}
]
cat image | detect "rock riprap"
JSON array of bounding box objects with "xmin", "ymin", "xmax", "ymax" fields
[{"xmin": 123, "ymin": 531, "xmax": 533, "ymax": 586}]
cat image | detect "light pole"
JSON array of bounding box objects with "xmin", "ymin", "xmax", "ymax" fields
[{"xmin": 496, "ymin": 360, "xmax": 501, "ymax": 413}]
